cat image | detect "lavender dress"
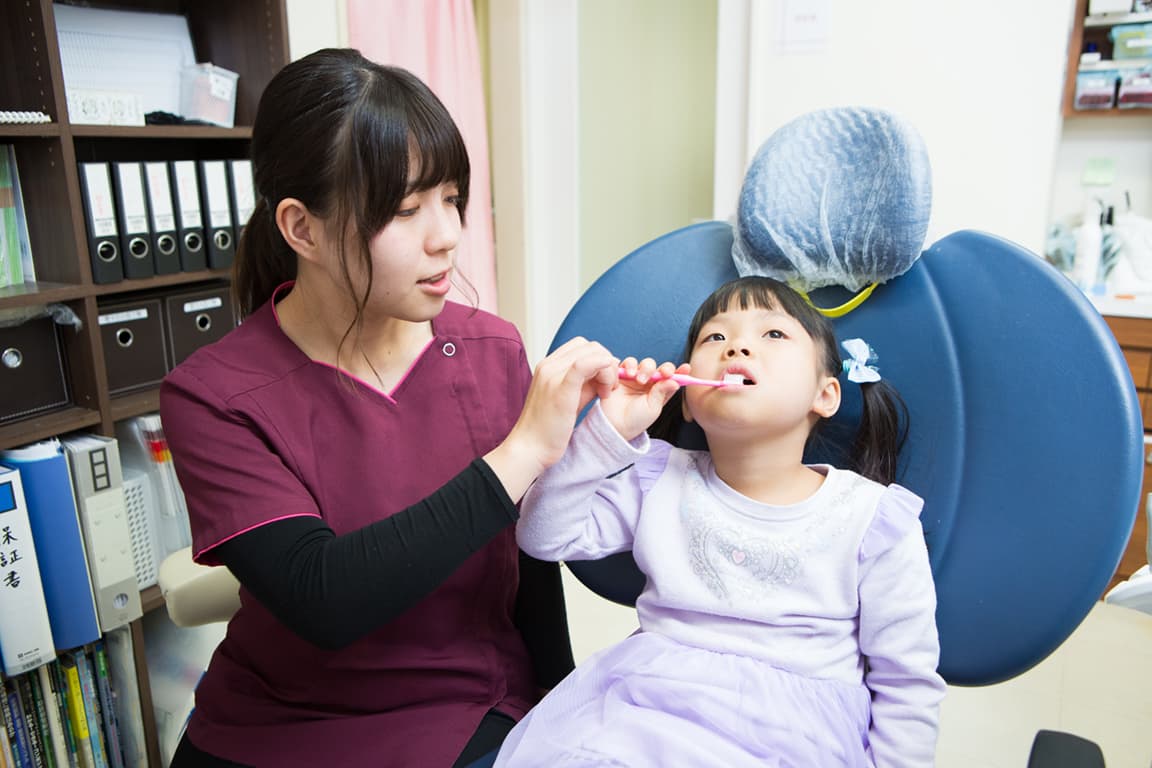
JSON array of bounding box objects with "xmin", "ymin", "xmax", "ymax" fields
[{"xmin": 496, "ymin": 404, "xmax": 945, "ymax": 767}]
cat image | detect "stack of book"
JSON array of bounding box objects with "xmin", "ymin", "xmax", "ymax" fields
[
  {"xmin": 0, "ymin": 435, "xmax": 158, "ymax": 768},
  {"xmin": 0, "ymin": 145, "xmax": 35, "ymax": 289},
  {"xmin": 0, "ymin": 631, "xmax": 147, "ymax": 768}
]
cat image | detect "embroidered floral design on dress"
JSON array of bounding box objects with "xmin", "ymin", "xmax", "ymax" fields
[{"xmin": 682, "ymin": 456, "xmax": 863, "ymax": 603}]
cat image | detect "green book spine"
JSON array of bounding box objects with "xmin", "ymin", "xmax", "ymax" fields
[{"xmin": 14, "ymin": 676, "xmax": 44, "ymax": 768}]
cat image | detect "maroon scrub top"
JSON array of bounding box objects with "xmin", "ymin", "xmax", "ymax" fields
[{"xmin": 160, "ymin": 287, "xmax": 538, "ymax": 766}]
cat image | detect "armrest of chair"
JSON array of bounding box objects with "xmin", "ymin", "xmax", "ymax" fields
[
  {"xmin": 1027, "ymin": 730, "xmax": 1105, "ymax": 768},
  {"xmin": 157, "ymin": 547, "xmax": 241, "ymax": 627}
]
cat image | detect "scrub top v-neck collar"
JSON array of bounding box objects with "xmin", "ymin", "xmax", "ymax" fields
[{"xmin": 268, "ymin": 280, "xmax": 445, "ymax": 404}]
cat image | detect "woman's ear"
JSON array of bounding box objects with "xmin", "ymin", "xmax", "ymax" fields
[
  {"xmin": 812, "ymin": 376, "xmax": 841, "ymax": 419},
  {"xmin": 275, "ymin": 198, "xmax": 323, "ymax": 264}
]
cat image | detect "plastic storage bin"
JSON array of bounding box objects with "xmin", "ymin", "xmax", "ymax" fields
[
  {"xmin": 1110, "ymin": 23, "xmax": 1152, "ymax": 59},
  {"xmin": 1119, "ymin": 67, "xmax": 1152, "ymax": 107},
  {"xmin": 1074, "ymin": 69, "xmax": 1119, "ymax": 109},
  {"xmin": 179, "ymin": 63, "xmax": 238, "ymax": 128}
]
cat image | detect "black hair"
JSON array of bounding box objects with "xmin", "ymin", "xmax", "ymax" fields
[
  {"xmin": 649, "ymin": 276, "xmax": 909, "ymax": 485},
  {"xmin": 233, "ymin": 48, "xmax": 473, "ymax": 325}
]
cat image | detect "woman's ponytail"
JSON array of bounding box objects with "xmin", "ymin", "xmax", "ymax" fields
[{"xmin": 232, "ymin": 196, "xmax": 297, "ymax": 319}]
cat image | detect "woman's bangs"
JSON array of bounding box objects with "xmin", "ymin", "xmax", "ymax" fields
[{"xmin": 407, "ymin": 107, "xmax": 470, "ymax": 200}]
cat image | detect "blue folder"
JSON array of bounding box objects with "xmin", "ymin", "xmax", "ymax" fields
[{"xmin": 0, "ymin": 443, "xmax": 101, "ymax": 652}]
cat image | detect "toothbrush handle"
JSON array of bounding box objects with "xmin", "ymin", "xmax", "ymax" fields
[
  {"xmin": 617, "ymin": 367, "xmax": 725, "ymax": 388},
  {"xmin": 665, "ymin": 373, "xmax": 727, "ymax": 387}
]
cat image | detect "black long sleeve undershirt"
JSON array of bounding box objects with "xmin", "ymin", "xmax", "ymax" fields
[{"xmin": 211, "ymin": 459, "xmax": 574, "ymax": 685}]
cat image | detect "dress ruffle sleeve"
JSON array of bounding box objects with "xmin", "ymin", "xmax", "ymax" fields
[{"xmin": 859, "ymin": 483, "xmax": 925, "ymax": 562}]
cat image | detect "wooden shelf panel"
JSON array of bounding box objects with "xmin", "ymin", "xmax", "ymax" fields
[
  {"xmin": 70, "ymin": 124, "xmax": 253, "ymax": 140},
  {"xmin": 1065, "ymin": 106, "xmax": 1152, "ymax": 117},
  {"xmin": 93, "ymin": 269, "xmax": 233, "ymax": 299},
  {"xmin": 111, "ymin": 388, "xmax": 161, "ymax": 422},
  {"xmin": 0, "ymin": 123, "xmax": 61, "ymax": 137},
  {"xmin": 0, "ymin": 281, "xmax": 89, "ymax": 309},
  {"xmin": 141, "ymin": 584, "xmax": 164, "ymax": 614},
  {"xmin": 1085, "ymin": 10, "xmax": 1152, "ymax": 26},
  {"xmin": 0, "ymin": 405, "xmax": 102, "ymax": 450}
]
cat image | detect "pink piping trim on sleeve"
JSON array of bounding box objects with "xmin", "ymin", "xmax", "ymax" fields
[{"xmin": 194, "ymin": 511, "xmax": 322, "ymax": 561}]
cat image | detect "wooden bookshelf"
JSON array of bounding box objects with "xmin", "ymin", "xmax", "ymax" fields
[
  {"xmin": 1064, "ymin": 0, "xmax": 1152, "ymax": 117},
  {"xmin": 0, "ymin": 2, "xmax": 289, "ymax": 765}
]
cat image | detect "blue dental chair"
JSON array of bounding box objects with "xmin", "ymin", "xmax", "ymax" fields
[
  {"xmin": 161, "ymin": 107, "xmax": 1140, "ymax": 767},
  {"xmin": 533, "ymin": 109, "xmax": 1141, "ymax": 766}
]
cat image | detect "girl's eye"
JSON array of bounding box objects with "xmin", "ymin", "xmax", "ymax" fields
[
  {"xmin": 445, "ymin": 194, "xmax": 463, "ymax": 207},
  {"xmin": 764, "ymin": 329, "xmax": 784, "ymax": 339},
  {"xmin": 396, "ymin": 206, "xmax": 419, "ymax": 218},
  {"xmin": 702, "ymin": 332, "xmax": 725, "ymax": 343}
]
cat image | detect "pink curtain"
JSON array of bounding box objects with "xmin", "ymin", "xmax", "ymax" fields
[{"xmin": 347, "ymin": 0, "xmax": 498, "ymax": 313}]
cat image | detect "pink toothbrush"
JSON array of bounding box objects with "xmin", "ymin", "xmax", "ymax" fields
[{"xmin": 617, "ymin": 367, "xmax": 745, "ymax": 388}]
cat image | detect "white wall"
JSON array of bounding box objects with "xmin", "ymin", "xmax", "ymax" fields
[
  {"xmin": 719, "ymin": 0, "xmax": 1076, "ymax": 256},
  {"xmin": 578, "ymin": 1, "xmax": 717, "ymax": 289},
  {"xmin": 1052, "ymin": 116, "xmax": 1152, "ymax": 227},
  {"xmin": 285, "ymin": 0, "xmax": 347, "ymax": 60}
]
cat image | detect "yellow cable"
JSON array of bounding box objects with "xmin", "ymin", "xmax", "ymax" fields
[{"xmin": 800, "ymin": 282, "xmax": 879, "ymax": 318}]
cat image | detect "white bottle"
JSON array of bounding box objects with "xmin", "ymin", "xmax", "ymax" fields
[{"xmin": 1075, "ymin": 197, "xmax": 1104, "ymax": 294}]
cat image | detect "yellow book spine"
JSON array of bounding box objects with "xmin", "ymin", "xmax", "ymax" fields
[
  {"xmin": 61, "ymin": 657, "xmax": 96, "ymax": 768},
  {"xmin": 62, "ymin": 663, "xmax": 88, "ymax": 742}
]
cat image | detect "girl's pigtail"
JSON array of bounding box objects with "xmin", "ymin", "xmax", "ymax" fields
[{"xmin": 850, "ymin": 379, "xmax": 908, "ymax": 486}]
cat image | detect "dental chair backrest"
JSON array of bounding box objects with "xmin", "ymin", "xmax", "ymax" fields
[
  {"xmin": 157, "ymin": 108, "xmax": 1143, "ymax": 688},
  {"xmin": 551, "ymin": 107, "xmax": 1143, "ymax": 686}
]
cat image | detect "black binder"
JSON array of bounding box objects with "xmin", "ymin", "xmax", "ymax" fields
[
  {"xmin": 77, "ymin": 162, "xmax": 124, "ymax": 284},
  {"xmin": 170, "ymin": 160, "xmax": 207, "ymax": 272},
  {"xmin": 198, "ymin": 159, "xmax": 235, "ymax": 270},
  {"xmin": 111, "ymin": 161, "xmax": 154, "ymax": 280},
  {"xmin": 143, "ymin": 162, "xmax": 180, "ymax": 275}
]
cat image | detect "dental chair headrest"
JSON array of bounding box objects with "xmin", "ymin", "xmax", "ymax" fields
[{"xmin": 733, "ymin": 107, "xmax": 932, "ymax": 294}]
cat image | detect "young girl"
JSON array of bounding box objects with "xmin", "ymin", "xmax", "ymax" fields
[
  {"xmin": 160, "ymin": 49, "xmax": 621, "ymax": 767},
  {"xmin": 497, "ymin": 276, "xmax": 946, "ymax": 767}
]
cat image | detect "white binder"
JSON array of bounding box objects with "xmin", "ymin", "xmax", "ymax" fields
[
  {"xmin": 112, "ymin": 161, "xmax": 154, "ymax": 279},
  {"xmin": 0, "ymin": 465, "xmax": 56, "ymax": 675},
  {"xmin": 198, "ymin": 159, "xmax": 234, "ymax": 270},
  {"xmin": 143, "ymin": 161, "xmax": 180, "ymax": 275},
  {"xmin": 227, "ymin": 159, "xmax": 255, "ymax": 238},
  {"xmin": 61, "ymin": 434, "xmax": 143, "ymax": 632},
  {"xmin": 170, "ymin": 160, "xmax": 207, "ymax": 271}
]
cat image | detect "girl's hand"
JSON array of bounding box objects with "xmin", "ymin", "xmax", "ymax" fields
[
  {"xmin": 485, "ymin": 337, "xmax": 619, "ymax": 500},
  {"xmin": 601, "ymin": 357, "xmax": 684, "ymax": 440}
]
